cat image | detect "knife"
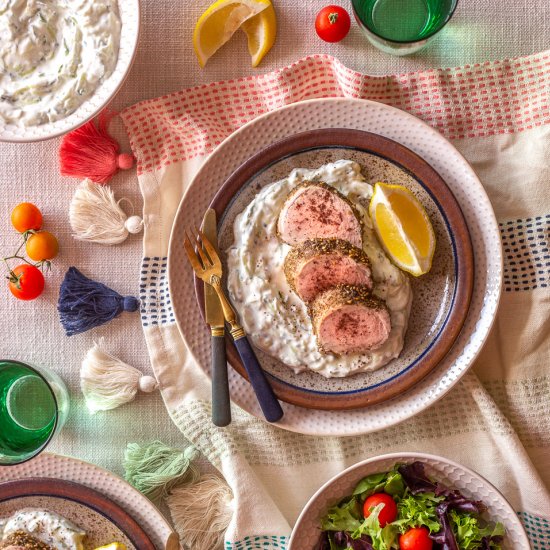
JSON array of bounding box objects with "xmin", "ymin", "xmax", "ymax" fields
[{"xmin": 202, "ymin": 208, "xmax": 231, "ymax": 427}]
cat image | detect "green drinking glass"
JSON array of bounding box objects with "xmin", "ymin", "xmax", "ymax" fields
[
  {"xmin": 0, "ymin": 360, "xmax": 69, "ymax": 465},
  {"xmin": 351, "ymin": 0, "xmax": 459, "ymax": 55}
]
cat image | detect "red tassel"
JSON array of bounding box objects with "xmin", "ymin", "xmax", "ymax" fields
[{"xmin": 59, "ymin": 110, "xmax": 134, "ymax": 184}]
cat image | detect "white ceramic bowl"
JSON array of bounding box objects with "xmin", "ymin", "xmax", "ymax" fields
[
  {"xmin": 289, "ymin": 452, "xmax": 530, "ymax": 550},
  {"xmin": 0, "ymin": 0, "xmax": 140, "ymax": 143}
]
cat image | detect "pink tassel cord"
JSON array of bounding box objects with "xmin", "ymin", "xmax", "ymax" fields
[{"xmin": 59, "ymin": 110, "xmax": 134, "ymax": 184}]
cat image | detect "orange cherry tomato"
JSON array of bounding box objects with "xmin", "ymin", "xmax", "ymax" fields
[
  {"xmin": 363, "ymin": 493, "xmax": 398, "ymax": 527},
  {"xmin": 11, "ymin": 203, "xmax": 43, "ymax": 233},
  {"xmin": 9, "ymin": 264, "xmax": 45, "ymax": 301},
  {"xmin": 26, "ymin": 231, "xmax": 59, "ymax": 261},
  {"xmin": 399, "ymin": 527, "xmax": 433, "ymax": 550}
]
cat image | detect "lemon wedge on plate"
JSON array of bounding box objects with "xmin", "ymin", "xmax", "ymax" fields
[
  {"xmin": 368, "ymin": 182, "xmax": 436, "ymax": 277},
  {"xmin": 194, "ymin": 0, "xmax": 276, "ymax": 67},
  {"xmin": 93, "ymin": 544, "xmax": 127, "ymax": 550}
]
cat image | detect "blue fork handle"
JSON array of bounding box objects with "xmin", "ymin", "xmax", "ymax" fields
[
  {"xmin": 211, "ymin": 333, "xmax": 231, "ymax": 427},
  {"xmin": 233, "ymin": 335, "xmax": 284, "ymax": 423}
]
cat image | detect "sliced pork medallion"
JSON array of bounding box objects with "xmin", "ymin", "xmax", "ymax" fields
[
  {"xmin": 284, "ymin": 238, "xmax": 372, "ymax": 302},
  {"xmin": 311, "ymin": 284, "xmax": 391, "ymax": 355},
  {"xmin": 277, "ymin": 181, "xmax": 363, "ymax": 248}
]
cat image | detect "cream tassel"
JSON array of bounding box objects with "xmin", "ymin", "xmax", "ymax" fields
[
  {"xmin": 69, "ymin": 179, "xmax": 143, "ymax": 245},
  {"xmin": 167, "ymin": 474, "xmax": 233, "ymax": 550},
  {"xmin": 81, "ymin": 341, "xmax": 158, "ymax": 413}
]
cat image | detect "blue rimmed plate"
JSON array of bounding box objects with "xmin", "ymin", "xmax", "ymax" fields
[{"xmin": 194, "ymin": 129, "xmax": 473, "ymax": 409}]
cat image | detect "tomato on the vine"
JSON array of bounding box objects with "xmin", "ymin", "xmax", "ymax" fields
[
  {"xmin": 8, "ymin": 264, "xmax": 45, "ymax": 301},
  {"xmin": 399, "ymin": 527, "xmax": 433, "ymax": 550},
  {"xmin": 315, "ymin": 5, "xmax": 351, "ymax": 43},
  {"xmin": 26, "ymin": 231, "xmax": 59, "ymax": 262},
  {"xmin": 363, "ymin": 493, "xmax": 398, "ymax": 526},
  {"xmin": 11, "ymin": 202, "xmax": 43, "ymax": 233}
]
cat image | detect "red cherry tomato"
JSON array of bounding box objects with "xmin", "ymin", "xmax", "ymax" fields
[
  {"xmin": 363, "ymin": 493, "xmax": 398, "ymax": 527},
  {"xmin": 8, "ymin": 264, "xmax": 45, "ymax": 301},
  {"xmin": 315, "ymin": 5, "xmax": 351, "ymax": 43},
  {"xmin": 399, "ymin": 527, "xmax": 433, "ymax": 550}
]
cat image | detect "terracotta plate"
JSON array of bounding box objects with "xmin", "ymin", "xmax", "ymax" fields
[
  {"xmin": 194, "ymin": 129, "xmax": 473, "ymax": 410},
  {"xmin": 0, "ymin": 478, "xmax": 155, "ymax": 549}
]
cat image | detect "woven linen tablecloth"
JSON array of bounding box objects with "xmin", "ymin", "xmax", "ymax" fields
[
  {"xmin": 1, "ymin": 1, "xmax": 550, "ymax": 548},
  {"xmin": 119, "ymin": 50, "xmax": 550, "ymax": 548},
  {"xmin": 0, "ymin": 0, "xmax": 548, "ymax": 484}
]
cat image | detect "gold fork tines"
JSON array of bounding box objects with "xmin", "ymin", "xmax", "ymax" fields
[{"xmin": 183, "ymin": 228, "xmax": 245, "ymax": 340}]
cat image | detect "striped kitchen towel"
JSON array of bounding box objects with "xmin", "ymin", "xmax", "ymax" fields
[{"xmin": 120, "ymin": 51, "xmax": 550, "ymax": 549}]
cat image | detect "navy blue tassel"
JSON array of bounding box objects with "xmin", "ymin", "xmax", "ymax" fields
[{"xmin": 58, "ymin": 267, "xmax": 139, "ymax": 336}]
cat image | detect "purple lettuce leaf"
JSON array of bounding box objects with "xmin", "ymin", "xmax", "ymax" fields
[
  {"xmin": 316, "ymin": 531, "xmax": 331, "ymax": 550},
  {"xmin": 398, "ymin": 462, "xmax": 438, "ymax": 494},
  {"xmin": 436, "ymin": 492, "xmax": 487, "ymax": 515},
  {"xmin": 480, "ymin": 535, "xmax": 504, "ymax": 549},
  {"xmin": 333, "ymin": 531, "xmax": 374, "ymax": 550}
]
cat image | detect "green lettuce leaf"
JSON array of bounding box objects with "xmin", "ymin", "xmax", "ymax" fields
[
  {"xmin": 350, "ymin": 504, "xmax": 400, "ymax": 550},
  {"xmin": 450, "ymin": 510, "xmax": 505, "ymax": 549},
  {"xmin": 392, "ymin": 492, "xmax": 444, "ymax": 534},
  {"xmin": 321, "ymin": 497, "xmax": 363, "ymax": 532},
  {"xmin": 352, "ymin": 468, "xmax": 405, "ymax": 500}
]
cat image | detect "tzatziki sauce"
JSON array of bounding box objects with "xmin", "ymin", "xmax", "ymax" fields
[
  {"xmin": 0, "ymin": 0, "xmax": 121, "ymax": 126},
  {"xmin": 1, "ymin": 507, "xmax": 86, "ymax": 549},
  {"xmin": 226, "ymin": 160, "xmax": 412, "ymax": 378}
]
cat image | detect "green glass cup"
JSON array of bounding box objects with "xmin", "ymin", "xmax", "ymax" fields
[
  {"xmin": 351, "ymin": 0, "xmax": 459, "ymax": 55},
  {"xmin": 0, "ymin": 360, "xmax": 69, "ymax": 465}
]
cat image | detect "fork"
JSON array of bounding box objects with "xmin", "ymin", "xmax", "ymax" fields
[{"xmin": 183, "ymin": 228, "xmax": 284, "ymax": 423}]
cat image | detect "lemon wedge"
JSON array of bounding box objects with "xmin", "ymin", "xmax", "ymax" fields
[
  {"xmin": 240, "ymin": 3, "xmax": 277, "ymax": 67},
  {"xmin": 193, "ymin": 0, "xmax": 275, "ymax": 67},
  {"xmin": 368, "ymin": 182, "xmax": 436, "ymax": 277},
  {"xmin": 93, "ymin": 544, "xmax": 127, "ymax": 550}
]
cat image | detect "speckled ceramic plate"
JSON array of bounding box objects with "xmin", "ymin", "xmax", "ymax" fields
[
  {"xmin": 288, "ymin": 452, "xmax": 530, "ymax": 549},
  {"xmin": 0, "ymin": 478, "xmax": 154, "ymax": 549},
  {"xmin": 0, "ymin": 453, "xmax": 179, "ymax": 550},
  {"xmin": 168, "ymin": 98, "xmax": 502, "ymax": 435},
  {"xmin": 194, "ymin": 129, "xmax": 473, "ymax": 410},
  {"xmin": 0, "ymin": 0, "xmax": 140, "ymax": 143}
]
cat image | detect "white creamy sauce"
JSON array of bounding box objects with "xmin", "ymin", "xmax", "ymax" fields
[
  {"xmin": 0, "ymin": 0, "xmax": 121, "ymax": 126},
  {"xmin": 0, "ymin": 508, "xmax": 86, "ymax": 549},
  {"xmin": 227, "ymin": 160, "xmax": 412, "ymax": 378}
]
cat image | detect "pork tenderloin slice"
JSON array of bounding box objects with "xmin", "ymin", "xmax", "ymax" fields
[
  {"xmin": 277, "ymin": 181, "xmax": 363, "ymax": 248},
  {"xmin": 311, "ymin": 284, "xmax": 391, "ymax": 355},
  {"xmin": 284, "ymin": 238, "xmax": 372, "ymax": 303}
]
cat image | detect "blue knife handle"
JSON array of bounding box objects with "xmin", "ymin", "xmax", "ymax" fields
[
  {"xmin": 233, "ymin": 335, "xmax": 284, "ymax": 423},
  {"xmin": 211, "ymin": 333, "xmax": 231, "ymax": 427}
]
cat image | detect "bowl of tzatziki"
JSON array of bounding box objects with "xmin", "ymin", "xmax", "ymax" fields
[
  {"xmin": 0, "ymin": 0, "xmax": 140, "ymax": 142},
  {"xmin": 194, "ymin": 129, "xmax": 474, "ymax": 410}
]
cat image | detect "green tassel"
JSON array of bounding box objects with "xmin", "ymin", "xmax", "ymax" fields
[{"xmin": 123, "ymin": 441, "xmax": 199, "ymax": 501}]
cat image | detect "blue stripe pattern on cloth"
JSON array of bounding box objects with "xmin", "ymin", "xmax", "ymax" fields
[
  {"xmin": 500, "ymin": 214, "xmax": 550, "ymax": 292},
  {"xmin": 224, "ymin": 515, "xmax": 550, "ymax": 550},
  {"xmin": 518, "ymin": 511, "xmax": 550, "ymax": 549},
  {"xmin": 225, "ymin": 536, "xmax": 289, "ymax": 549},
  {"xmin": 139, "ymin": 257, "xmax": 176, "ymax": 327}
]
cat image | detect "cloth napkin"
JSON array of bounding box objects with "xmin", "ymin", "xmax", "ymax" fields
[{"xmin": 120, "ymin": 52, "xmax": 550, "ymax": 549}]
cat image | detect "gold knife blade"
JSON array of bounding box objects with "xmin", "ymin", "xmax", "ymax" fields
[{"xmin": 202, "ymin": 208, "xmax": 225, "ymax": 331}]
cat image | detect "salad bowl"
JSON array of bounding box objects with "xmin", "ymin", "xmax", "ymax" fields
[{"xmin": 288, "ymin": 452, "xmax": 530, "ymax": 549}]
